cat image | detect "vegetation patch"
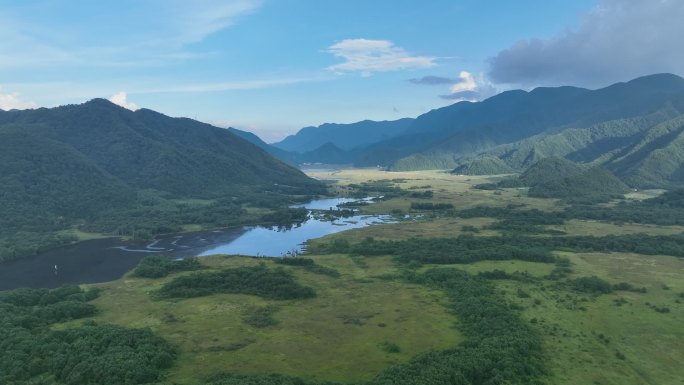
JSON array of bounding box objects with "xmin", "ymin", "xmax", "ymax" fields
[
  {"xmin": 155, "ymin": 265, "xmax": 316, "ymax": 300},
  {"xmin": 0, "ymin": 285, "xmax": 175, "ymax": 385}
]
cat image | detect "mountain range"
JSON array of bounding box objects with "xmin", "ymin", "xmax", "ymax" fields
[{"xmin": 267, "ymin": 73, "xmax": 684, "ymax": 187}]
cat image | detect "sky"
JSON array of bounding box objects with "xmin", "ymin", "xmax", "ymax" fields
[{"xmin": 1, "ymin": 0, "xmax": 683, "ymax": 142}]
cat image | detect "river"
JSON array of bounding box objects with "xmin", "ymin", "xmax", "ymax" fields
[{"xmin": 0, "ymin": 197, "xmax": 390, "ymax": 290}]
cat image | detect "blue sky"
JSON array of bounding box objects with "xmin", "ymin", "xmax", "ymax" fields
[{"xmin": 2, "ymin": 0, "xmax": 682, "ymax": 142}]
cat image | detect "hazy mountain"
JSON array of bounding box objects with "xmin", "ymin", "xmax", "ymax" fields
[
  {"xmin": 299, "ymin": 142, "xmax": 352, "ymax": 164},
  {"xmin": 273, "ymin": 118, "xmax": 414, "ymax": 153}
]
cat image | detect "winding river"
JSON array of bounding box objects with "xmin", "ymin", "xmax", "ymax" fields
[{"xmin": 0, "ymin": 197, "xmax": 390, "ymax": 290}]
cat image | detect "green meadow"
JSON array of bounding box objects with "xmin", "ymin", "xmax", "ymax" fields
[{"xmin": 51, "ymin": 168, "xmax": 684, "ymax": 384}]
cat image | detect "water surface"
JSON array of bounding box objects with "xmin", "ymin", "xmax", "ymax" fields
[{"xmin": 0, "ymin": 197, "xmax": 388, "ymax": 290}]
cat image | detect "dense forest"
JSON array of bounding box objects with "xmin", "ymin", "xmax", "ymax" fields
[
  {"xmin": 155, "ymin": 265, "xmax": 317, "ymax": 300},
  {"xmin": 0, "ymin": 285, "xmax": 175, "ymax": 385}
]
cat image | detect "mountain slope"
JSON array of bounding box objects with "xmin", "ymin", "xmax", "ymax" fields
[
  {"xmin": 0, "ymin": 127, "xmax": 135, "ymax": 233},
  {"xmin": 0, "ymin": 99, "xmax": 318, "ymax": 197},
  {"xmin": 452, "ymin": 111, "xmax": 684, "ymax": 187}
]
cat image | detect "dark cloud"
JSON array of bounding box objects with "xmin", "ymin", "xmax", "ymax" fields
[
  {"xmin": 409, "ymin": 75, "xmax": 455, "ymax": 85},
  {"xmin": 488, "ymin": 0, "xmax": 684, "ymax": 88},
  {"xmin": 440, "ymin": 90, "xmax": 480, "ymax": 100}
]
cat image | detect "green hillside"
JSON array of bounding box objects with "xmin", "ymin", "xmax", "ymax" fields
[
  {"xmin": 0, "ymin": 100, "xmax": 324, "ymax": 262},
  {"xmin": 449, "ymin": 111, "xmax": 684, "ymax": 187},
  {"xmin": 519, "ymin": 157, "xmax": 586, "ymax": 186},
  {"xmin": 528, "ymin": 166, "xmax": 629, "ymax": 203}
]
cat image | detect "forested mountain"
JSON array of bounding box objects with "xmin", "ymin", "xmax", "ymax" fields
[
  {"xmin": 387, "ymin": 74, "xmax": 684, "ymax": 170},
  {"xmin": 273, "ymin": 118, "xmax": 414, "ymax": 153},
  {"xmin": 0, "ymin": 99, "xmax": 323, "ymax": 261}
]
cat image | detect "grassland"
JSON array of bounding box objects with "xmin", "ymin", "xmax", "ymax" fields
[
  {"xmin": 62, "ymin": 168, "xmax": 683, "ymax": 384},
  {"xmin": 73, "ymin": 254, "xmax": 459, "ymax": 384},
  {"xmin": 309, "ymin": 168, "xmax": 684, "ymax": 384}
]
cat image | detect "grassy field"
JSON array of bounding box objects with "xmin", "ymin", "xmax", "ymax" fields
[
  {"xmin": 74, "ymin": 254, "xmax": 459, "ymax": 384},
  {"xmin": 308, "ymin": 169, "xmax": 684, "ymax": 384},
  {"xmin": 61, "ymin": 168, "xmax": 683, "ymax": 384}
]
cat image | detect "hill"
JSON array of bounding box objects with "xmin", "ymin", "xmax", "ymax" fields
[
  {"xmin": 519, "ymin": 157, "xmax": 586, "ymax": 186},
  {"xmin": 528, "ymin": 166, "xmax": 628, "ymax": 203},
  {"xmin": 492, "ymin": 158, "xmax": 628, "ymax": 203},
  {"xmin": 0, "ymin": 100, "xmax": 323, "ymax": 261}
]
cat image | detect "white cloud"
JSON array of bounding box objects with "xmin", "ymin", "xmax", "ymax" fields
[
  {"xmin": 0, "ymin": 0, "xmax": 262, "ymax": 69},
  {"xmin": 173, "ymin": 0, "xmax": 261, "ymax": 45},
  {"xmin": 0, "ymin": 87, "xmax": 37, "ymax": 110},
  {"xmin": 440, "ymin": 72, "xmax": 498, "ymax": 102},
  {"xmin": 449, "ymin": 71, "xmax": 477, "ymax": 93},
  {"xmin": 327, "ymin": 39, "xmax": 435, "ymax": 76},
  {"xmin": 109, "ymin": 92, "xmax": 139, "ymax": 111},
  {"xmin": 488, "ymin": 0, "xmax": 684, "ymax": 87}
]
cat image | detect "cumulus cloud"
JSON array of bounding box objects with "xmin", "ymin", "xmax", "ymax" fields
[
  {"xmin": 408, "ymin": 76, "xmax": 455, "ymax": 85},
  {"xmin": 109, "ymin": 92, "xmax": 139, "ymax": 111},
  {"xmin": 327, "ymin": 39, "xmax": 435, "ymax": 76},
  {"xmin": 439, "ymin": 71, "xmax": 498, "ymax": 102},
  {"xmin": 488, "ymin": 0, "xmax": 684, "ymax": 87},
  {"xmin": 0, "ymin": 87, "xmax": 37, "ymax": 110}
]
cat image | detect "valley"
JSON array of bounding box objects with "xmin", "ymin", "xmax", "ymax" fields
[
  {"xmin": 3, "ymin": 3, "xmax": 684, "ymax": 385},
  {"xmin": 4, "ymin": 168, "xmax": 680, "ymax": 384}
]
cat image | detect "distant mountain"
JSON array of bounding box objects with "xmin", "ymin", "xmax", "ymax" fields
[
  {"xmin": 299, "ymin": 142, "xmax": 352, "ymax": 165},
  {"xmin": 273, "ymin": 118, "xmax": 414, "ymax": 153},
  {"xmin": 0, "ymin": 99, "xmax": 322, "ymax": 261}
]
